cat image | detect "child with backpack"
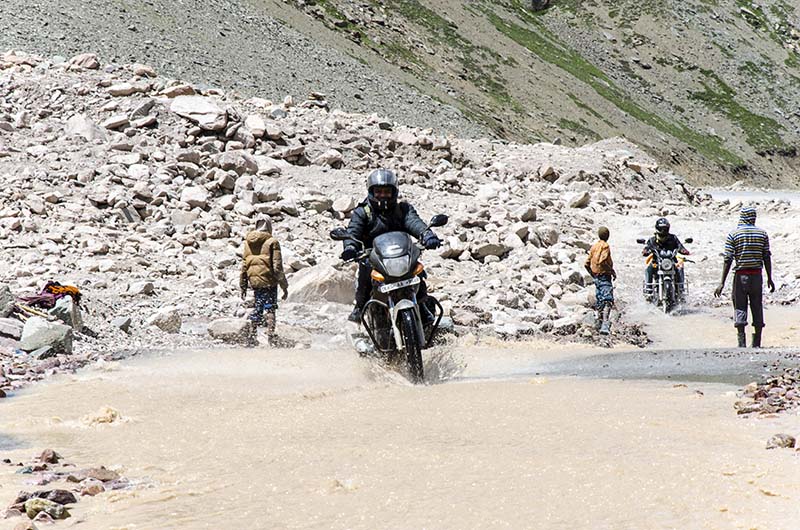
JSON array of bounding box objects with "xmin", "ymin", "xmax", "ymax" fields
[{"xmin": 240, "ymin": 217, "xmax": 289, "ymax": 347}]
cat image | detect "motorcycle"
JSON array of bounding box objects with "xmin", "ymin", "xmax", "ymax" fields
[
  {"xmin": 637, "ymin": 237, "xmax": 693, "ymax": 314},
  {"xmin": 330, "ymin": 214, "xmax": 448, "ymax": 383}
]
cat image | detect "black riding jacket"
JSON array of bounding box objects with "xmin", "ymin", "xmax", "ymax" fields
[
  {"xmin": 644, "ymin": 234, "xmax": 688, "ymax": 256},
  {"xmin": 344, "ymin": 199, "xmax": 430, "ymax": 251}
]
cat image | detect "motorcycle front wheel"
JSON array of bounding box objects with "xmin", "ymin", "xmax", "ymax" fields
[{"xmin": 399, "ymin": 310, "xmax": 424, "ymax": 384}]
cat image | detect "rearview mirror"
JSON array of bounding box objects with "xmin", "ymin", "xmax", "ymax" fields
[
  {"xmin": 685, "ymin": 237, "xmax": 694, "ymax": 244},
  {"xmin": 636, "ymin": 238, "xmax": 646, "ymax": 245},
  {"xmin": 329, "ymin": 227, "xmax": 350, "ymax": 241},
  {"xmin": 429, "ymin": 214, "xmax": 449, "ymax": 228}
]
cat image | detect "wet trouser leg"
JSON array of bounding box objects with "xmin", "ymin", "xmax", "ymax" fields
[{"xmin": 355, "ymin": 260, "xmax": 372, "ymax": 309}]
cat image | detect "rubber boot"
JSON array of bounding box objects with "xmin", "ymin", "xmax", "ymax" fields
[
  {"xmin": 599, "ymin": 306, "xmax": 611, "ymax": 335},
  {"xmin": 736, "ymin": 327, "xmax": 746, "ymax": 348},
  {"xmin": 264, "ymin": 312, "xmax": 277, "ymax": 347},
  {"xmin": 751, "ymin": 327, "xmax": 763, "ymax": 349}
]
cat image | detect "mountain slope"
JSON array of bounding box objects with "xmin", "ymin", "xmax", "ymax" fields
[
  {"xmin": 284, "ymin": 0, "xmax": 800, "ymax": 185},
  {"xmin": 2, "ymin": 0, "xmax": 800, "ymax": 185}
]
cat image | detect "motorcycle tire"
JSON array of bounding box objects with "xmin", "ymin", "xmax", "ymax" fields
[{"xmin": 399, "ymin": 309, "xmax": 424, "ymax": 383}]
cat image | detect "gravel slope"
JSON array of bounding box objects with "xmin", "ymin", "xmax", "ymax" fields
[{"xmin": 0, "ymin": 0, "xmax": 487, "ymax": 138}]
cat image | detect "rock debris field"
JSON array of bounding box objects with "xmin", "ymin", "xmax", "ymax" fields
[{"xmin": 2, "ymin": 48, "xmax": 800, "ymax": 397}]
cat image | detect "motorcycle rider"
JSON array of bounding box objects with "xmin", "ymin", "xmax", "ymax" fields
[
  {"xmin": 643, "ymin": 217, "xmax": 690, "ymax": 297},
  {"xmin": 341, "ymin": 168, "xmax": 442, "ymax": 323}
]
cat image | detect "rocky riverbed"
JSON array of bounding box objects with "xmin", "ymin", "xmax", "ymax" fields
[{"xmin": 2, "ymin": 48, "xmax": 800, "ymax": 399}]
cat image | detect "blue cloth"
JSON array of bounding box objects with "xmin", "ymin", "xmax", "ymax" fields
[
  {"xmin": 249, "ymin": 287, "xmax": 278, "ymax": 324},
  {"xmin": 594, "ymin": 274, "xmax": 614, "ymax": 309}
]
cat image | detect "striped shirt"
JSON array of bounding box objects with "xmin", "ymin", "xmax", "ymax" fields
[{"xmin": 724, "ymin": 208, "xmax": 770, "ymax": 271}]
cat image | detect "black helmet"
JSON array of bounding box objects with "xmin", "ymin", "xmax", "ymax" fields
[
  {"xmin": 655, "ymin": 217, "xmax": 670, "ymax": 237},
  {"xmin": 367, "ymin": 168, "xmax": 399, "ymax": 212}
]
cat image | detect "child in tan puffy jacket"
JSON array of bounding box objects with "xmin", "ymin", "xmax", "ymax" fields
[{"xmin": 240, "ymin": 217, "xmax": 289, "ymax": 346}]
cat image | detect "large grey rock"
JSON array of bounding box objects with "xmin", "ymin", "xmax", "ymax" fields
[
  {"xmin": 207, "ymin": 318, "xmax": 250, "ymax": 343},
  {"xmin": 0, "ymin": 283, "xmax": 13, "ymax": 318},
  {"xmin": 49, "ymin": 296, "xmax": 83, "ymax": 331},
  {"xmin": 288, "ymin": 262, "xmax": 353, "ymax": 304},
  {"xmin": 20, "ymin": 317, "xmax": 73, "ymax": 354},
  {"xmin": 0, "ymin": 317, "xmax": 23, "ymax": 340},
  {"xmin": 170, "ymin": 96, "xmax": 227, "ymax": 131},
  {"xmin": 146, "ymin": 306, "xmax": 182, "ymax": 333}
]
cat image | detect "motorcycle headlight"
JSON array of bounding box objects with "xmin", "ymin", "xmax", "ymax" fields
[
  {"xmin": 383, "ymin": 256, "xmax": 411, "ymax": 277},
  {"xmin": 661, "ymin": 259, "xmax": 674, "ymax": 272}
]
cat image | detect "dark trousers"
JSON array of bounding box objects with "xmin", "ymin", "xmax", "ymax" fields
[
  {"xmin": 732, "ymin": 273, "xmax": 764, "ymax": 328},
  {"xmin": 355, "ymin": 261, "xmax": 428, "ymax": 308},
  {"xmin": 249, "ymin": 287, "xmax": 277, "ymax": 324}
]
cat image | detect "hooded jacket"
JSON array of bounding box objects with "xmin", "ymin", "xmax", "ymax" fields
[
  {"xmin": 240, "ymin": 230, "xmax": 288, "ymax": 291},
  {"xmin": 724, "ymin": 206, "xmax": 770, "ymax": 271}
]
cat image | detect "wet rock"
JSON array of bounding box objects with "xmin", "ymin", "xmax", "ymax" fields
[
  {"xmin": 20, "ymin": 318, "xmax": 73, "ymax": 354},
  {"xmin": 145, "ymin": 307, "xmax": 182, "ymax": 333},
  {"xmin": 766, "ymin": 433, "xmax": 796, "ymax": 449},
  {"xmin": 207, "ymin": 318, "xmax": 249, "ymax": 343},
  {"xmin": 85, "ymin": 467, "xmax": 120, "ymax": 482},
  {"xmin": 32, "ymin": 490, "xmax": 77, "ymax": 506},
  {"xmin": 24, "ymin": 498, "xmax": 69, "ymax": 520},
  {"xmin": 38, "ymin": 450, "xmax": 60, "ymax": 464}
]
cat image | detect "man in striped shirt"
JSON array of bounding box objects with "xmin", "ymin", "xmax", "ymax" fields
[{"xmin": 713, "ymin": 206, "xmax": 775, "ymax": 348}]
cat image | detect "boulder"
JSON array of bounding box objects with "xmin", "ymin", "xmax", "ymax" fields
[
  {"xmin": 111, "ymin": 316, "xmax": 132, "ymax": 333},
  {"xmin": 288, "ymin": 262, "xmax": 354, "ymax": 305},
  {"xmin": 766, "ymin": 433, "xmax": 796, "ymax": 449},
  {"xmin": 24, "ymin": 498, "xmax": 69, "ymax": 520},
  {"xmin": 170, "ymin": 96, "xmax": 227, "ymax": 131},
  {"xmin": 20, "ymin": 317, "xmax": 73, "ymax": 354},
  {"xmin": 67, "ymin": 53, "xmax": 99, "ymax": 70},
  {"xmin": 244, "ymin": 114, "xmax": 266, "ymax": 137},
  {"xmin": 207, "ymin": 318, "xmax": 250, "ymax": 343},
  {"xmin": 66, "ymin": 114, "xmax": 107, "ymax": 142},
  {"xmin": 332, "ymin": 196, "xmax": 355, "ymax": 214},
  {"xmin": 312, "ymin": 149, "xmax": 343, "ymax": 167},
  {"xmin": 0, "ymin": 317, "xmax": 23, "ymax": 340},
  {"xmin": 127, "ymin": 281, "xmax": 154, "ymax": 296},
  {"xmin": 146, "ymin": 307, "xmax": 182, "ymax": 333},
  {"xmin": 180, "ymin": 186, "xmax": 210, "ymax": 209},
  {"xmin": 0, "ymin": 283, "xmax": 13, "ymax": 317},
  {"xmin": 49, "ymin": 296, "xmax": 83, "ymax": 331},
  {"xmin": 535, "ymin": 225, "xmax": 560, "ymax": 247},
  {"xmin": 565, "ymin": 191, "xmax": 591, "ymax": 208},
  {"xmin": 215, "ymin": 150, "xmax": 258, "ymax": 176}
]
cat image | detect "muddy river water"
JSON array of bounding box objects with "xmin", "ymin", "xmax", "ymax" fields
[
  {"xmin": 3, "ymin": 336, "xmax": 800, "ymax": 530},
  {"xmin": 3, "ymin": 200, "xmax": 800, "ymax": 529}
]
